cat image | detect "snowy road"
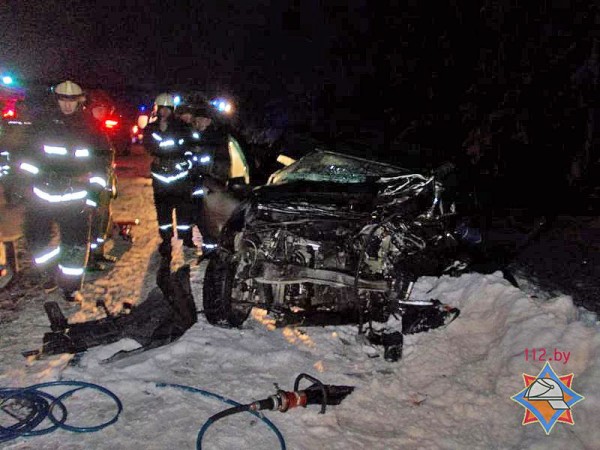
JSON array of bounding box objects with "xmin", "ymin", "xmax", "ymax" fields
[{"xmin": 1, "ymin": 151, "xmax": 600, "ymax": 449}]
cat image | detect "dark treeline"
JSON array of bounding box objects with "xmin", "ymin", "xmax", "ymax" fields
[{"xmin": 246, "ymin": 0, "xmax": 598, "ymax": 211}]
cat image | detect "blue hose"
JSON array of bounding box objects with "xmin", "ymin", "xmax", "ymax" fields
[
  {"xmin": 1, "ymin": 380, "xmax": 285, "ymax": 447},
  {"xmin": 0, "ymin": 380, "xmax": 122, "ymax": 443},
  {"xmin": 156, "ymin": 382, "xmax": 286, "ymax": 450}
]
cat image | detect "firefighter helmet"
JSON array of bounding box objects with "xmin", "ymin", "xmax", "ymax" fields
[
  {"xmin": 155, "ymin": 93, "xmax": 175, "ymax": 108},
  {"xmin": 54, "ymin": 80, "xmax": 84, "ymax": 99}
]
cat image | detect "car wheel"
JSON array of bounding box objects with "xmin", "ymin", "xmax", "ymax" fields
[{"xmin": 203, "ymin": 250, "xmax": 252, "ymax": 327}]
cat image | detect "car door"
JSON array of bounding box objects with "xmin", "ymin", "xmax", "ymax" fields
[{"xmin": 198, "ymin": 134, "xmax": 251, "ymax": 242}]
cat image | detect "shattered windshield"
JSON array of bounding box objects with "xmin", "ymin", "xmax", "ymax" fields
[{"xmin": 270, "ymin": 151, "xmax": 408, "ymax": 184}]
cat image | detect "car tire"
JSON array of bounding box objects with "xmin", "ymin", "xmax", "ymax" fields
[{"xmin": 203, "ymin": 250, "xmax": 252, "ymax": 327}]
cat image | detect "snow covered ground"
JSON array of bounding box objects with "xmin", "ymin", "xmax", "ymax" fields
[{"xmin": 2, "ymin": 174, "xmax": 600, "ymax": 449}]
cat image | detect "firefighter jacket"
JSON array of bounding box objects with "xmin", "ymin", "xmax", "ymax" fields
[
  {"xmin": 144, "ymin": 118, "xmax": 194, "ymax": 186},
  {"xmin": 18, "ymin": 110, "xmax": 114, "ymax": 208}
]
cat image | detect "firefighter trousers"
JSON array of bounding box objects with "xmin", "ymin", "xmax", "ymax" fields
[
  {"xmin": 24, "ymin": 201, "xmax": 91, "ymax": 293},
  {"xmin": 90, "ymin": 189, "xmax": 112, "ymax": 257},
  {"xmin": 152, "ymin": 178, "xmax": 195, "ymax": 258}
]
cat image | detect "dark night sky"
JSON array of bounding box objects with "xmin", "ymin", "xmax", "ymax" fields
[
  {"xmin": 1, "ymin": 0, "xmax": 597, "ymax": 133},
  {"xmin": 1, "ymin": 0, "xmax": 389, "ymax": 126},
  {"xmin": 1, "ymin": 1, "xmax": 337, "ymax": 93}
]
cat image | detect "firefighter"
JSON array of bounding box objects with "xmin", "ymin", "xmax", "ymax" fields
[
  {"xmin": 184, "ymin": 104, "xmax": 216, "ymax": 252},
  {"xmin": 187, "ymin": 104, "xmax": 234, "ymax": 254},
  {"xmin": 188, "ymin": 104, "xmax": 216, "ymax": 186},
  {"xmin": 144, "ymin": 93, "xmax": 196, "ymax": 261},
  {"xmin": 19, "ymin": 80, "xmax": 114, "ymax": 300},
  {"xmin": 176, "ymin": 105, "xmax": 194, "ymax": 125}
]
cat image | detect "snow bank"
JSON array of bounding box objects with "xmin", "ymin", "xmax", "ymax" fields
[{"xmin": 3, "ymin": 270, "xmax": 597, "ymax": 450}]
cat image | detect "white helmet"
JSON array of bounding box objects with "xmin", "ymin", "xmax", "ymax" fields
[
  {"xmin": 55, "ymin": 80, "xmax": 84, "ymax": 99},
  {"xmin": 155, "ymin": 93, "xmax": 175, "ymax": 108}
]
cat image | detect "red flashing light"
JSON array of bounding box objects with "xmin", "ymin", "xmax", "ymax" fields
[
  {"xmin": 2, "ymin": 109, "xmax": 15, "ymax": 118},
  {"xmin": 132, "ymin": 125, "xmax": 139, "ymax": 134},
  {"xmin": 104, "ymin": 119, "xmax": 119, "ymax": 129}
]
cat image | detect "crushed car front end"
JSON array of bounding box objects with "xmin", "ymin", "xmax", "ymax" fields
[{"xmin": 203, "ymin": 150, "xmax": 465, "ymax": 332}]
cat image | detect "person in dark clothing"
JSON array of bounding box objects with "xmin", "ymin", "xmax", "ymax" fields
[
  {"xmin": 144, "ymin": 93, "xmax": 196, "ymax": 261},
  {"xmin": 176, "ymin": 105, "xmax": 195, "ymax": 125},
  {"xmin": 188, "ymin": 105, "xmax": 233, "ymax": 250},
  {"xmin": 19, "ymin": 80, "xmax": 114, "ymax": 301},
  {"xmin": 186, "ymin": 105, "xmax": 213, "ymax": 239}
]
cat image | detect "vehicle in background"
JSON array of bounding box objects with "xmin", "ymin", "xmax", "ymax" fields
[
  {"xmin": 87, "ymin": 89, "xmax": 136, "ymax": 156},
  {"xmin": 103, "ymin": 111, "xmax": 135, "ymax": 156},
  {"xmin": 0, "ymin": 83, "xmax": 50, "ymax": 205},
  {"xmin": 1, "ymin": 96, "xmax": 21, "ymax": 121},
  {"xmin": 1, "ymin": 74, "xmax": 25, "ymax": 121}
]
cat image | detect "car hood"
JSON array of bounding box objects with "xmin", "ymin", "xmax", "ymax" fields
[{"xmin": 255, "ymin": 178, "xmax": 378, "ymax": 202}]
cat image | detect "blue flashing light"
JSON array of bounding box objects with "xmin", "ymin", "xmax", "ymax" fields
[
  {"xmin": 210, "ymin": 98, "xmax": 233, "ymax": 114},
  {"xmin": 174, "ymin": 95, "xmax": 181, "ymax": 106},
  {"xmin": 139, "ymin": 105, "xmax": 146, "ymax": 112},
  {"xmin": 2, "ymin": 76, "xmax": 13, "ymax": 85}
]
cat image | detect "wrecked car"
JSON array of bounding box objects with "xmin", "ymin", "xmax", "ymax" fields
[{"xmin": 203, "ymin": 148, "xmax": 469, "ymax": 339}]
